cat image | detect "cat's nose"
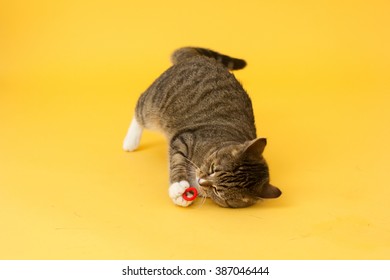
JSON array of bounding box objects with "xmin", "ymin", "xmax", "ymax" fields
[{"xmin": 198, "ymin": 178, "xmax": 213, "ymax": 187}]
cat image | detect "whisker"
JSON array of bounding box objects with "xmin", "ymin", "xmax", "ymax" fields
[
  {"xmin": 197, "ymin": 195, "xmax": 207, "ymax": 208},
  {"xmin": 197, "ymin": 186, "xmax": 207, "ymax": 197},
  {"xmin": 182, "ymin": 156, "xmax": 199, "ymax": 170},
  {"xmin": 194, "ymin": 190, "xmax": 207, "ymax": 208}
]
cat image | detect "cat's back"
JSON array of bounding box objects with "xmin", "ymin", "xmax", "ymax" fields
[
  {"xmin": 157, "ymin": 56, "xmax": 243, "ymax": 98},
  {"xmin": 136, "ymin": 48, "xmax": 256, "ymax": 139}
]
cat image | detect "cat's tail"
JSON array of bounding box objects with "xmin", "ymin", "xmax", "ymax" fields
[{"xmin": 171, "ymin": 47, "xmax": 247, "ymax": 70}]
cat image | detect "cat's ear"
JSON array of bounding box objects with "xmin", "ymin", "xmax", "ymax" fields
[
  {"xmin": 256, "ymin": 183, "xmax": 282, "ymax": 199},
  {"xmin": 242, "ymin": 138, "xmax": 267, "ymax": 159}
]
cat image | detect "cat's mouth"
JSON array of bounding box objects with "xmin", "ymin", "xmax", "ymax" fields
[
  {"xmin": 197, "ymin": 178, "xmax": 230, "ymax": 207},
  {"xmin": 197, "ymin": 177, "xmax": 215, "ymax": 198}
]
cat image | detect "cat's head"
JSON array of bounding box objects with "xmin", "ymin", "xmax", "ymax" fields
[{"xmin": 196, "ymin": 138, "xmax": 281, "ymax": 208}]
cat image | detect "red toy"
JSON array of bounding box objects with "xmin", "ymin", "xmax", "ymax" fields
[{"xmin": 182, "ymin": 187, "xmax": 198, "ymax": 201}]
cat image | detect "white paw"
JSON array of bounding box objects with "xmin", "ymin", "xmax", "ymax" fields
[
  {"xmin": 123, "ymin": 118, "xmax": 143, "ymax": 152},
  {"xmin": 168, "ymin": 180, "xmax": 193, "ymax": 207}
]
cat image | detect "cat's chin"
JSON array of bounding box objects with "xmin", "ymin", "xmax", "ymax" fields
[{"xmin": 213, "ymin": 198, "xmax": 258, "ymax": 208}]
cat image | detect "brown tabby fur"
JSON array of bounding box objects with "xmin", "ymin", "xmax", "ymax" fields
[{"xmin": 134, "ymin": 47, "xmax": 281, "ymax": 208}]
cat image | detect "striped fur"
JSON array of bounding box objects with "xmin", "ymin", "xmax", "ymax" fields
[
  {"xmin": 171, "ymin": 47, "xmax": 247, "ymax": 70},
  {"xmin": 128, "ymin": 47, "xmax": 281, "ymax": 208}
]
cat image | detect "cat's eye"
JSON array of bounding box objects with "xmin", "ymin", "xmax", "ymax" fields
[
  {"xmin": 209, "ymin": 163, "xmax": 222, "ymax": 174},
  {"xmin": 209, "ymin": 163, "xmax": 222, "ymax": 177},
  {"xmin": 209, "ymin": 163, "xmax": 216, "ymax": 174}
]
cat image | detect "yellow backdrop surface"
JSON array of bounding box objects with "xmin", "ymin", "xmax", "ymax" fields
[{"xmin": 1, "ymin": 0, "xmax": 389, "ymax": 259}]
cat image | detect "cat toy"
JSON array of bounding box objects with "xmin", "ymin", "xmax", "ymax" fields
[{"xmin": 182, "ymin": 187, "xmax": 198, "ymax": 201}]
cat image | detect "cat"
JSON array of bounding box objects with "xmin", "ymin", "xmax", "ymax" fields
[{"xmin": 123, "ymin": 47, "xmax": 282, "ymax": 208}]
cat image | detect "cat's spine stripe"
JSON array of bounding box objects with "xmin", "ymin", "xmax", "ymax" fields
[{"xmin": 171, "ymin": 47, "xmax": 247, "ymax": 70}]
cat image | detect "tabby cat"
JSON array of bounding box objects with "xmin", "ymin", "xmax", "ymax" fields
[{"xmin": 123, "ymin": 47, "xmax": 281, "ymax": 208}]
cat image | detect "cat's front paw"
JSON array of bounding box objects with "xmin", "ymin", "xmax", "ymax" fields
[{"xmin": 168, "ymin": 180, "xmax": 194, "ymax": 207}]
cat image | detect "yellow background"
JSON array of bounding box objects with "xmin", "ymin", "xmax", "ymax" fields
[{"xmin": 1, "ymin": 0, "xmax": 389, "ymax": 259}]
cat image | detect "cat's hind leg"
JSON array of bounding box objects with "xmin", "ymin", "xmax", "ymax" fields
[{"xmin": 123, "ymin": 117, "xmax": 143, "ymax": 152}]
